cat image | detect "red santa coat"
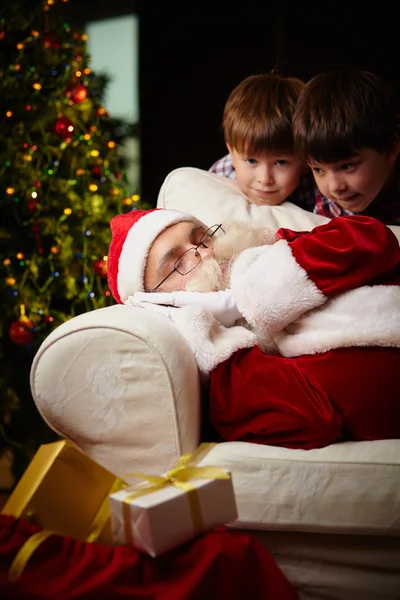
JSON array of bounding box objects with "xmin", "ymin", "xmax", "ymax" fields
[{"xmin": 209, "ymin": 215, "xmax": 400, "ymax": 449}]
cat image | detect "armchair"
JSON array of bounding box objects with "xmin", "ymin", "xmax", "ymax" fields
[{"xmin": 30, "ymin": 168, "xmax": 400, "ymax": 600}]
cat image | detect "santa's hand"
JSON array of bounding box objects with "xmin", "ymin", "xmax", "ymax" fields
[
  {"xmin": 132, "ymin": 289, "xmax": 242, "ymax": 327},
  {"xmin": 125, "ymin": 295, "xmax": 177, "ymax": 319}
]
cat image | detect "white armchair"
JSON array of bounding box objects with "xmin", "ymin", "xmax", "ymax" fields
[{"xmin": 30, "ymin": 168, "xmax": 400, "ymax": 600}]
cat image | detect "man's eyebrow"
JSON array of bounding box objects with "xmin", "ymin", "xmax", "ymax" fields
[
  {"xmin": 157, "ymin": 246, "xmax": 180, "ymax": 275},
  {"xmin": 189, "ymin": 224, "xmax": 202, "ymax": 239},
  {"xmin": 156, "ymin": 224, "xmax": 202, "ymax": 275}
]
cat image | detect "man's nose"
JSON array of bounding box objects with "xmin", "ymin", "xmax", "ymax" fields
[{"xmin": 197, "ymin": 243, "xmax": 214, "ymax": 260}]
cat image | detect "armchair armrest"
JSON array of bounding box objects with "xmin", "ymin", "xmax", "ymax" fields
[{"xmin": 30, "ymin": 304, "xmax": 201, "ymax": 476}]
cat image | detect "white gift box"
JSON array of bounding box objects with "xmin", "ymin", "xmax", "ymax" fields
[{"xmin": 109, "ymin": 472, "xmax": 238, "ymax": 557}]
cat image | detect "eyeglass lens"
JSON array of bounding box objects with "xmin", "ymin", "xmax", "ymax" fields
[{"xmin": 175, "ymin": 224, "xmax": 222, "ymax": 276}]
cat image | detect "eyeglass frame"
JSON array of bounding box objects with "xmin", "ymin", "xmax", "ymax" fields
[{"xmin": 149, "ymin": 224, "xmax": 225, "ymax": 292}]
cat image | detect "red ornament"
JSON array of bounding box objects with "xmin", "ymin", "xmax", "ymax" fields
[
  {"xmin": 54, "ymin": 117, "xmax": 74, "ymax": 139},
  {"xmin": 93, "ymin": 258, "xmax": 108, "ymax": 278},
  {"xmin": 91, "ymin": 166, "xmax": 102, "ymax": 179},
  {"xmin": 27, "ymin": 199, "xmax": 39, "ymax": 212},
  {"xmin": 9, "ymin": 319, "xmax": 34, "ymax": 345},
  {"xmin": 42, "ymin": 33, "xmax": 61, "ymax": 50},
  {"xmin": 66, "ymin": 83, "xmax": 88, "ymax": 104}
]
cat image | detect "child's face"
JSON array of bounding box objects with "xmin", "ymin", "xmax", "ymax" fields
[
  {"xmin": 228, "ymin": 146, "xmax": 304, "ymax": 206},
  {"xmin": 308, "ymin": 146, "xmax": 399, "ymax": 213}
]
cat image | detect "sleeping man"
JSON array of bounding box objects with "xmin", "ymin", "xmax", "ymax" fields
[{"xmin": 107, "ymin": 208, "xmax": 400, "ymax": 450}]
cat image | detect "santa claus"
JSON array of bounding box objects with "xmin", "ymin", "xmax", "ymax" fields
[{"xmin": 107, "ymin": 208, "xmax": 400, "ymax": 450}]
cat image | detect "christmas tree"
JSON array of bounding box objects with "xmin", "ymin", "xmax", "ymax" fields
[{"xmin": 0, "ymin": 0, "xmax": 147, "ymax": 479}]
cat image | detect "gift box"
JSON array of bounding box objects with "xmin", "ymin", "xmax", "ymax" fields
[
  {"xmin": 2, "ymin": 440, "xmax": 126, "ymax": 545},
  {"xmin": 109, "ymin": 452, "xmax": 238, "ymax": 557}
]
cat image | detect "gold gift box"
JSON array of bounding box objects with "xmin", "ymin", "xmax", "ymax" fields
[{"xmin": 1, "ymin": 440, "xmax": 125, "ymax": 544}]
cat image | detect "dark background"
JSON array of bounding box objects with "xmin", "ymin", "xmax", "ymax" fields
[
  {"xmin": 136, "ymin": 2, "xmax": 399, "ymax": 205},
  {"xmin": 14, "ymin": 0, "xmax": 400, "ymax": 206}
]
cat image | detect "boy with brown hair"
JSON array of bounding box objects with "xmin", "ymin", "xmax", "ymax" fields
[
  {"xmin": 292, "ymin": 68, "xmax": 400, "ymax": 224},
  {"xmin": 210, "ymin": 72, "xmax": 318, "ymax": 209}
]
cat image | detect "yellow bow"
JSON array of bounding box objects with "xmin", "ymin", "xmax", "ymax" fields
[
  {"xmin": 121, "ymin": 443, "xmax": 228, "ymax": 542},
  {"xmin": 9, "ymin": 443, "xmax": 223, "ymax": 580}
]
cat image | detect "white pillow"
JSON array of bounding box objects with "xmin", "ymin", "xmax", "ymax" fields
[{"xmin": 157, "ymin": 167, "xmax": 400, "ymax": 241}]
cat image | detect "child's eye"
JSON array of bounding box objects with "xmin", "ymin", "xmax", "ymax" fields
[
  {"xmin": 276, "ymin": 159, "xmax": 289, "ymax": 166},
  {"xmin": 246, "ymin": 158, "xmax": 257, "ymax": 165},
  {"xmin": 311, "ymin": 167, "xmax": 324, "ymax": 175},
  {"xmin": 341, "ymin": 163, "xmax": 357, "ymax": 172}
]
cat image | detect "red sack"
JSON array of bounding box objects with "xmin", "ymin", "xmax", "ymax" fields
[{"xmin": 0, "ymin": 514, "xmax": 298, "ymax": 600}]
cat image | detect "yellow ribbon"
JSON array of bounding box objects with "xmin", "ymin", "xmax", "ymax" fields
[
  {"xmin": 8, "ymin": 529, "xmax": 54, "ymax": 583},
  {"xmin": 121, "ymin": 443, "xmax": 229, "ymax": 543},
  {"xmin": 86, "ymin": 477, "xmax": 127, "ymax": 542},
  {"xmin": 8, "ymin": 443, "xmax": 221, "ymax": 581},
  {"xmin": 8, "ymin": 477, "xmax": 126, "ymax": 582}
]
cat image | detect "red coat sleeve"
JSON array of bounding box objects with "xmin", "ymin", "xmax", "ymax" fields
[
  {"xmin": 230, "ymin": 215, "xmax": 400, "ymax": 334},
  {"xmin": 209, "ymin": 346, "xmax": 343, "ymax": 450},
  {"xmin": 277, "ymin": 215, "xmax": 400, "ymax": 295}
]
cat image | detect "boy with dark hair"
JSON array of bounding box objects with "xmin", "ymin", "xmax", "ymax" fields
[{"xmin": 292, "ymin": 68, "xmax": 400, "ymax": 224}]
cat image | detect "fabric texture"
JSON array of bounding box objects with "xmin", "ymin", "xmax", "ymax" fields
[
  {"xmin": 108, "ymin": 208, "xmax": 204, "ymax": 302},
  {"xmin": 209, "ymin": 345, "xmax": 400, "ymax": 449},
  {"xmin": 0, "ymin": 514, "xmax": 298, "ymax": 600},
  {"xmin": 199, "ymin": 439, "xmax": 400, "ymax": 535},
  {"xmin": 30, "ymin": 303, "xmax": 202, "ymax": 478}
]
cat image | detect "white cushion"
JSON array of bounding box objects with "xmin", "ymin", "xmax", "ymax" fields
[
  {"xmin": 157, "ymin": 166, "xmax": 400, "ymax": 242},
  {"xmin": 200, "ymin": 440, "xmax": 400, "ymax": 535}
]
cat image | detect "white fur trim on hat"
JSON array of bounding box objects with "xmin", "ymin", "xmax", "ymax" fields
[{"xmin": 118, "ymin": 210, "xmax": 203, "ymax": 300}]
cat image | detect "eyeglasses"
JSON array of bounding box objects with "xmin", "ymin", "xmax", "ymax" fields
[{"xmin": 150, "ymin": 224, "xmax": 225, "ymax": 292}]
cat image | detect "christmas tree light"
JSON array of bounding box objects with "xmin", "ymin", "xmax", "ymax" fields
[{"xmin": 0, "ymin": 0, "xmax": 148, "ymax": 478}]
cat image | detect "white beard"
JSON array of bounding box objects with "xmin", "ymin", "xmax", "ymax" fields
[
  {"xmin": 186, "ymin": 220, "xmax": 278, "ymax": 293},
  {"xmin": 186, "ymin": 220, "xmax": 279, "ymax": 353}
]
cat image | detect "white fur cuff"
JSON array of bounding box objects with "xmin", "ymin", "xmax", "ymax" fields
[
  {"xmin": 230, "ymin": 240, "xmax": 326, "ymax": 334},
  {"xmin": 171, "ymin": 306, "xmax": 257, "ymax": 374}
]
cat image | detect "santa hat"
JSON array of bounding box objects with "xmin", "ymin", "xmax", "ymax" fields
[{"xmin": 107, "ymin": 208, "xmax": 204, "ymax": 303}]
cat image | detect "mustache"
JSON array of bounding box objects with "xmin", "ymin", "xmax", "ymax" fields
[{"xmin": 186, "ymin": 256, "xmax": 227, "ymax": 292}]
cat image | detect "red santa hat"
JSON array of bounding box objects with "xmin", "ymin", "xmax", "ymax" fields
[{"xmin": 107, "ymin": 208, "xmax": 204, "ymax": 303}]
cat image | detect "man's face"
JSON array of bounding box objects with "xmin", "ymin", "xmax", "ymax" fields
[
  {"xmin": 144, "ymin": 221, "xmax": 213, "ymax": 292},
  {"xmin": 228, "ymin": 145, "xmax": 304, "ymax": 206},
  {"xmin": 308, "ymin": 146, "xmax": 399, "ymax": 213}
]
